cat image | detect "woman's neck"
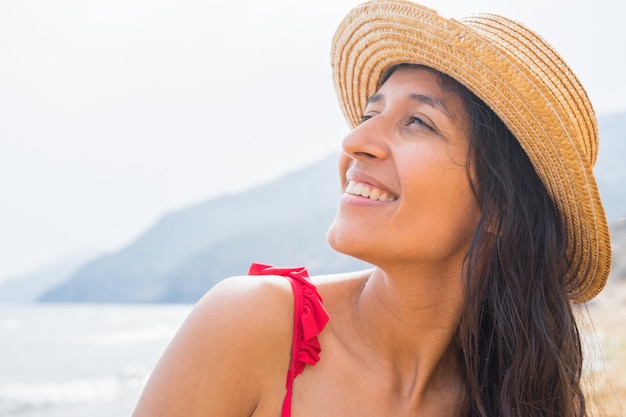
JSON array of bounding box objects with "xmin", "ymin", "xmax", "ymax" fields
[{"xmin": 344, "ymin": 264, "xmax": 465, "ymax": 405}]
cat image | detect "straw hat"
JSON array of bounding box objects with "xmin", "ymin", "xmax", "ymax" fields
[{"xmin": 331, "ymin": 0, "xmax": 611, "ymax": 303}]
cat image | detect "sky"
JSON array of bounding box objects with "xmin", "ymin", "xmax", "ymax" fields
[{"xmin": 1, "ymin": 0, "xmax": 625, "ymax": 280}]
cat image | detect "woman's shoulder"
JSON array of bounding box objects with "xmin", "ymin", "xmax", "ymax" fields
[
  {"xmin": 132, "ymin": 273, "xmax": 297, "ymax": 416},
  {"xmin": 192, "ymin": 266, "xmax": 372, "ymax": 339},
  {"xmin": 172, "ymin": 274, "xmax": 296, "ymax": 380},
  {"xmin": 191, "ymin": 267, "xmax": 372, "ymax": 341},
  {"xmin": 132, "ymin": 267, "xmax": 372, "ymax": 416},
  {"xmin": 193, "ymin": 272, "xmax": 296, "ymax": 342},
  {"xmin": 181, "ymin": 265, "xmax": 373, "ymax": 361}
]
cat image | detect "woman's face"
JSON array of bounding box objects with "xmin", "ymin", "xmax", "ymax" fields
[{"xmin": 327, "ymin": 67, "xmax": 481, "ymax": 271}]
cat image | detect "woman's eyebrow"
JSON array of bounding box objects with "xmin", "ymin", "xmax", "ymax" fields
[
  {"xmin": 365, "ymin": 92, "xmax": 456, "ymax": 121},
  {"xmin": 408, "ymin": 93, "xmax": 456, "ymax": 121},
  {"xmin": 366, "ymin": 93, "xmax": 384, "ymax": 104}
]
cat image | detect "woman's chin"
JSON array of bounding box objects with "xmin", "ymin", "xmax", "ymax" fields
[{"xmin": 326, "ymin": 220, "xmax": 371, "ymax": 262}]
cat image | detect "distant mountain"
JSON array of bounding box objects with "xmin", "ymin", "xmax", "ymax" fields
[
  {"xmin": 0, "ymin": 249, "xmax": 100, "ymax": 302},
  {"xmin": 610, "ymin": 220, "xmax": 626, "ymax": 283},
  {"xmin": 596, "ymin": 112, "xmax": 626, "ymax": 222},
  {"xmin": 40, "ymin": 154, "xmax": 368, "ymax": 303},
  {"xmin": 39, "ymin": 112, "xmax": 626, "ymax": 304}
]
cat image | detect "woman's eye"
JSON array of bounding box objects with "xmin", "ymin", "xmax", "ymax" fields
[
  {"xmin": 360, "ymin": 114, "xmax": 372, "ymax": 124},
  {"xmin": 410, "ymin": 116, "xmax": 433, "ymax": 131}
]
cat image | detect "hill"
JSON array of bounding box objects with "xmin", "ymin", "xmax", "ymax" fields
[
  {"xmin": 39, "ymin": 155, "xmax": 367, "ymax": 303},
  {"xmin": 595, "ymin": 111, "xmax": 626, "ymax": 221},
  {"xmin": 0, "ymin": 249, "xmax": 99, "ymax": 302}
]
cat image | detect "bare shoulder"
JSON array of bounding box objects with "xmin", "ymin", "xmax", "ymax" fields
[
  {"xmin": 186, "ymin": 274, "xmax": 296, "ymax": 355},
  {"xmin": 132, "ymin": 274, "xmax": 295, "ymax": 417},
  {"xmin": 194, "ymin": 273, "xmax": 295, "ymax": 332}
]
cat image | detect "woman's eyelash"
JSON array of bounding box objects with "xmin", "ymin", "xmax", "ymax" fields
[
  {"xmin": 410, "ymin": 116, "xmax": 434, "ymax": 131},
  {"xmin": 360, "ymin": 115, "xmax": 372, "ymax": 124}
]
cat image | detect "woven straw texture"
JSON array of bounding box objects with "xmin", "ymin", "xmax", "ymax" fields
[{"xmin": 331, "ymin": 0, "xmax": 611, "ymax": 302}]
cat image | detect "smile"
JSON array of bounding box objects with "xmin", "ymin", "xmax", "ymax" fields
[{"xmin": 346, "ymin": 181, "xmax": 397, "ymax": 202}]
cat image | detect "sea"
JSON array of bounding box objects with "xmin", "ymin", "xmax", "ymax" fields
[{"xmin": 0, "ymin": 303, "xmax": 193, "ymax": 417}]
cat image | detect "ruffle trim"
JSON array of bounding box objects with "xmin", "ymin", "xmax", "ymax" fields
[{"xmin": 248, "ymin": 263, "xmax": 329, "ymax": 376}]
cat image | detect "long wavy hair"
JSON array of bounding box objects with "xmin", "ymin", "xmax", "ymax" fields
[{"xmin": 383, "ymin": 64, "xmax": 585, "ymax": 417}]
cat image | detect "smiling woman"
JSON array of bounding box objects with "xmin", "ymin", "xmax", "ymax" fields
[{"xmin": 131, "ymin": 1, "xmax": 612, "ymax": 416}]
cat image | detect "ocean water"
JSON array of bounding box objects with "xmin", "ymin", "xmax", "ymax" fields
[{"xmin": 0, "ymin": 303, "xmax": 192, "ymax": 417}]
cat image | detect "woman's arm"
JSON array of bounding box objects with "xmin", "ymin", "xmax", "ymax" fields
[{"xmin": 132, "ymin": 275, "xmax": 294, "ymax": 417}]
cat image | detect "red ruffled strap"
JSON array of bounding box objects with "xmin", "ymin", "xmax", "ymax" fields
[{"xmin": 248, "ymin": 263, "xmax": 330, "ymax": 417}]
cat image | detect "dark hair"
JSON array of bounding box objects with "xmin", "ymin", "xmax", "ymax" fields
[{"xmin": 383, "ymin": 64, "xmax": 585, "ymax": 417}]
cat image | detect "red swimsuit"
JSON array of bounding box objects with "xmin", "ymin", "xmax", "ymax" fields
[{"xmin": 248, "ymin": 263, "xmax": 330, "ymax": 417}]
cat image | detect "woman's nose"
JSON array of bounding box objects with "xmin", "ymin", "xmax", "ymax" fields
[{"xmin": 341, "ymin": 117, "xmax": 390, "ymax": 160}]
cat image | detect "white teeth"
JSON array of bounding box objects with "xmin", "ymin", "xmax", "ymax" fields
[
  {"xmin": 346, "ymin": 181, "xmax": 396, "ymax": 202},
  {"xmin": 357, "ymin": 183, "xmax": 370, "ymax": 197}
]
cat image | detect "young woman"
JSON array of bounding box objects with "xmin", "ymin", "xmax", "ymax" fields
[{"xmin": 132, "ymin": 1, "xmax": 612, "ymax": 416}]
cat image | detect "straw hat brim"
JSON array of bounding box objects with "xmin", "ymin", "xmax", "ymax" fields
[{"xmin": 331, "ymin": 0, "xmax": 611, "ymax": 303}]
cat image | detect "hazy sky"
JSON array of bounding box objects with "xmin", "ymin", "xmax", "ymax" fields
[{"xmin": 1, "ymin": 0, "xmax": 625, "ymax": 280}]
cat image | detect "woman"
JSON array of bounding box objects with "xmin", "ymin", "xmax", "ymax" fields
[{"xmin": 132, "ymin": 1, "xmax": 612, "ymax": 416}]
